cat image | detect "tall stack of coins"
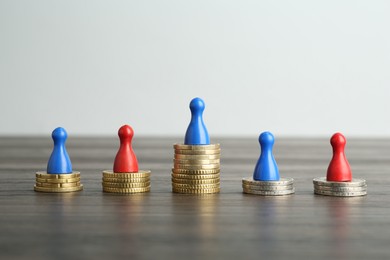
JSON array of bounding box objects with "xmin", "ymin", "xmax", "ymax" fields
[
  {"xmin": 102, "ymin": 170, "xmax": 151, "ymax": 194},
  {"xmin": 34, "ymin": 171, "xmax": 83, "ymax": 193},
  {"xmin": 313, "ymin": 177, "xmax": 367, "ymax": 197},
  {"xmin": 172, "ymin": 144, "xmax": 220, "ymax": 194},
  {"xmin": 242, "ymin": 177, "xmax": 294, "ymax": 196}
]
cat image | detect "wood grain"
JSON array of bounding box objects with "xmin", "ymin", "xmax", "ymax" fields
[{"xmin": 0, "ymin": 137, "xmax": 389, "ymax": 259}]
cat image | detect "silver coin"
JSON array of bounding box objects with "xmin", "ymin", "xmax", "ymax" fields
[
  {"xmin": 243, "ymin": 188, "xmax": 295, "ymax": 196},
  {"xmin": 314, "ymin": 189, "xmax": 367, "ymax": 197},
  {"xmin": 314, "ymin": 184, "xmax": 367, "ymax": 192},
  {"xmin": 242, "ymin": 183, "xmax": 294, "ymax": 191},
  {"xmin": 313, "ymin": 177, "xmax": 366, "ymax": 187},
  {"xmin": 242, "ymin": 177, "xmax": 294, "ymax": 186}
]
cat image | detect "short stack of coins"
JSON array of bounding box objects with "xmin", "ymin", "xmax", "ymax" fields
[
  {"xmin": 172, "ymin": 144, "xmax": 220, "ymax": 194},
  {"xmin": 314, "ymin": 132, "xmax": 367, "ymax": 197},
  {"xmin": 34, "ymin": 171, "xmax": 83, "ymax": 193},
  {"xmin": 242, "ymin": 177, "xmax": 295, "ymax": 196},
  {"xmin": 102, "ymin": 170, "xmax": 151, "ymax": 194},
  {"xmin": 313, "ymin": 177, "xmax": 367, "ymax": 197},
  {"xmin": 242, "ymin": 132, "xmax": 295, "ymax": 196}
]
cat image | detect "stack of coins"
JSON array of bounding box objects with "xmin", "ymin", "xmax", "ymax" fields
[
  {"xmin": 102, "ymin": 170, "xmax": 151, "ymax": 194},
  {"xmin": 172, "ymin": 144, "xmax": 220, "ymax": 194},
  {"xmin": 313, "ymin": 177, "xmax": 367, "ymax": 197},
  {"xmin": 242, "ymin": 177, "xmax": 295, "ymax": 196},
  {"xmin": 34, "ymin": 171, "xmax": 83, "ymax": 193}
]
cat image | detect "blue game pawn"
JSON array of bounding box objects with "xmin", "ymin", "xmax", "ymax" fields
[
  {"xmin": 253, "ymin": 132, "xmax": 280, "ymax": 181},
  {"xmin": 184, "ymin": 97, "xmax": 210, "ymax": 145},
  {"xmin": 47, "ymin": 127, "xmax": 72, "ymax": 174}
]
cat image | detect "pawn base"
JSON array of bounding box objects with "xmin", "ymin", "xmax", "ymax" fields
[
  {"xmin": 313, "ymin": 177, "xmax": 367, "ymax": 197},
  {"xmin": 34, "ymin": 171, "xmax": 83, "ymax": 193},
  {"xmin": 102, "ymin": 170, "xmax": 151, "ymax": 194},
  {"xmin": 242, "ymin": 177, "xmax": 295, "ymax": 196}
]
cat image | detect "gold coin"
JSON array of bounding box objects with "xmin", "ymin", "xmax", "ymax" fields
[
  {"xmin": 103, "ymin": 186, "xmax": 150, "ymax": 194},
  {"xmin": 173, "ymin": 159, "xmax": 220, "ymax": 165},
  {"xmin": 102, "ymin": 177, "xmax": 150, "ymax": 183},
  {"xmin": 35, "ymin": 181, "xmax": 81, "ymax": 188},
  {"xmin": 172, "ymin": 168, "xmax": 220, "ymax": 175},
  {"xmin": 174, "ymin": 149, "xmax": 221, "ymax": 155},
  {"xmin": 102, "ymin": 181, "xmax": 151, "ymax": 188},
  {"xmin": 171, "ymin": 173, "xmax": 220, "ymax": 180},
  {"xmin": 174, "ymin": 163, "xmax": 220, "ymax": 170},
  {"xmin": 102, "ymin": 170, "xmax": 151, "ymax": 178},
  {"xmin": 34, "ymin": 185, "xmax": 83, "ymax": 193},
  {"xmin": 174, "ymin": 154, "xmax": 221, "ymax": 160},
  {"xmin": 172, "ymin": 178, "xmax": 220, "ymax": 184},
  {"xmin": 36, "ymin": 171, "xmax": 81, "ymax": 179},
  {"xmin": 36, "ymin": 177, "xmax": 80, "ymax": 184},
  {"xmin": 173, "ymin": 144, "xmax": 220, "ymax": 150},
  {"xmin": 172, "ymin": 183, "xmax": 220, "ymax": 189},
  {"xmin": 172, "ymin": 187, "xmax": 220, "ymax": 194}
]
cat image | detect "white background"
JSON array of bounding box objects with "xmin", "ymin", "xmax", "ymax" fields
[{"xmin": 1, "ymin": 0, "xmax": 389, "ymax": 137}]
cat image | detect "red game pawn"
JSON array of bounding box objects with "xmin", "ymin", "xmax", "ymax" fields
[
  {"xmin": 113, "ymin": 125, "xmax": 139, "ymax": 173},
  {"xmin": 326, "ymin": 133, "xmax": 352, "ymax": 182},
  {"xmin": 102, "ymin": 125, "xmax": 151, "ymax": 194}
]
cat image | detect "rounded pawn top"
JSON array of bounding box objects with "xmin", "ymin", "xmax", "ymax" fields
[
  {"xmin": 118, "ymin": 124, "xmax": 134, "ymax": 142},
  {"xmin": 327, "ymin": 132, "xmax": 352, "ymax": 182},
  {"xmin": 113, "ymin": 124, "xmax": 139, "ymax": 173},
  {"xmin": 259, "ymin": 131, "xmax": 275, "ymax": 147},
  {"xmin": 330, "ymin": 132, "xmax": 346, "ymax": 148},
  {"xmin": 184, "ymin": 97, "xmax": 210, "ymax": 145},
  {"xmin": 47, "ymin": 127, "xmax": 72, "ymax": 174},
  {"xmin": 52, "ymin": 127, "xmax": 68, "ymax": 142},
  {"xmin": 253, "ymin": 131, "xmax": 280, "ymax": 181},
  {"xmin": 190, "ymin": 97, "xmax": 205, "ymax": 113}
]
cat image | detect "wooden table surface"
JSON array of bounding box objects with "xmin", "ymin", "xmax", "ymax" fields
[{"xmin": 0, "ymin": 137, "xmax": 389, "ymax": 260}]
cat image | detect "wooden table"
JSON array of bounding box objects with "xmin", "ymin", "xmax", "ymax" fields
[{"xmin": 0, "ymin": 137, "xmax": 389, "ymax": 259}]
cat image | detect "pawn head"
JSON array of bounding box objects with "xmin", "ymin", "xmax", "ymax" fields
[
  {"xmin": 259, "ymin": 131, "xmax": 275, "ymax": 147},
  {"xmin": 52, "ymin": 127, "xmax": 68, "ymax": 144},
  {"xmin": 118, "ymin": 125, "xmax": 134, "ymax": 142},
  {"xmin": 330, "ymin": 132, "xmax": 346, "ymax": 148},
  {"xmin": 189, "ymin": 97, "xmax": 205, "ymax": 113}
]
